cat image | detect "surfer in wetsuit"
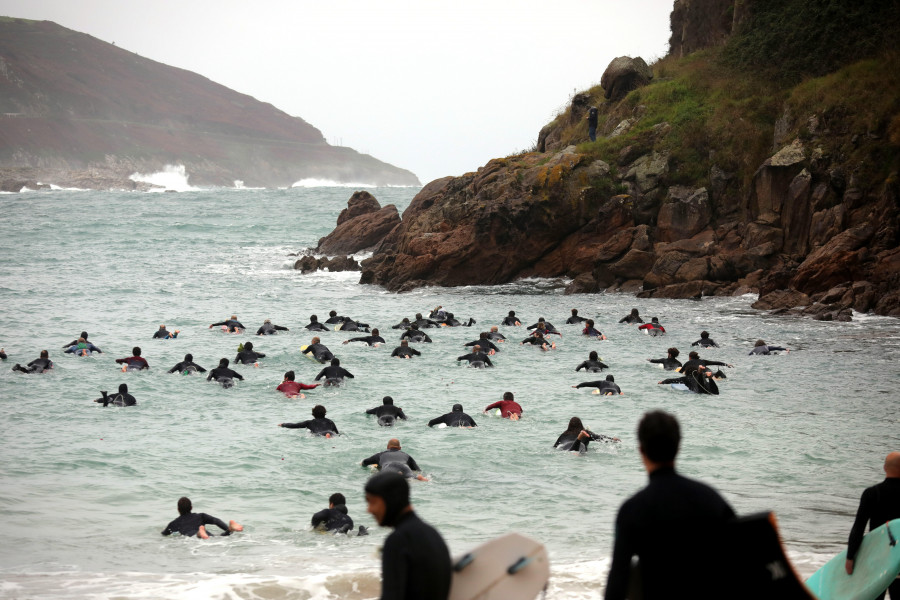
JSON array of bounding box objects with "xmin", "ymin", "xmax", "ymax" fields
[
  {"xmin": 63, "ymin": 331, "xmax": 91, "ymax": 349},
  {"xmin": 338, "ymin": 318, "xmax": 370, "ymax": 332},
  {"xmin": 115, "ymin": 347, "xmax": 149, "ymax": 371},
  {"xmin": 582, "ymin": 319, "xmax": 607, "ymax": 339},
  {"xmin": 64, "ymin": 337, "xmax": 102, "ymax": 355},
  {"xmin": 391, "ymin": 317, "xmax": 412, "ymax": 330},
  {"xmin": 302, "ymin": 337, "xmax": 334, "ymax": 363},
  {"xmin": 364, "ymin": 471, "xmax": 451, "ymax": 599},
  {"xmin": 618, "ymin": 308, "xmax": 643, "ymax": 324},
  {"xmin": 413, "ymin": 313, "xmax": 440, "ymax": 329},
  {"xmin": 521, "ymin": 331, "xmax": 555, "ymax": 350},
  {"xmin": 428, "ymin": 403, "xmax": 477, "ymax": 428},
  {"xmin": 361, "ymin": 438, "xmax": 428, "ymax": 481},
  {"xmin": 400, "ymin": 324, "xmax": 432, "ymax": 343},
  {"xmin": 235, "ymin": 341, "xmax": 265, "ymax": 365},
  {"xmin": 366, "ymin": 396, "xmax": 408, "ymax": 426},
  {"xmin": 554, "ymin": 417, "xmax": 620, "ymax": 452},
  {"xmin": 845, "ymin": 452, "xmax": 900, "ymax": 600},
  {"xmin": 638, "ymin": 317, "xmax": 666, "ymax": 335},
  {"xmin": 206, "ymin": 358, "xmax": 243, "ymax": 387},
  {"xmin": 566, "ymin": 308, "xmax": 588, "ymax": 324},
  {"xmin": 343, "ymin": 328, "xmax": 385, "ymax": 346},
  {"xmin": 487, "ymin": 326, "xmax": 506, "ymax": 342},
  {"xmin": 209, "ymin": 315, "xmax": 245, "ymax": 333},
  {"xmin": 279, "ymin": 404, "xmax": 339, "ymax": 436},
  {"xmin": 572, "ymin": 374, "xmax": 622, "ymax": 395},
  {"xmin": 152, "ymin": 324, "xmax": 179, "ymax": 339},
  {"xmin": 305, "ymin": 315, "xmax": 330, "ymax": 331},
  {"xmin": 679, "ymin": 351, "xmax": 732, "ymax": 375},
  {"xmin": 440, "ymin": 312, "xmax": 475, "ymax": 327},
  {"xmin": 167, "ymin": 353, "xmax": 206, "ymax": 374},
  {"xmin": 484, "ymin": 391, "xmax": 523, "ymax": 420},
  {"xmin": 691, "ymin": 331, "xmax": 719, "ymax": 348},
  {"xmin": 12, "ymin": 349, "xmax": 53, "ymax": 374},
  {"xmin": 659, "ymin": 367, "xmax": 720, "ymax": 394},
  {"xmin": 647, "ymin": 347, "xmax": 682, "ymax": 371},
  {"xmin": 0, "ymin": 348, "xmax": 6, "ymax": 360},
  {"xmin": 314, "ymin": 357, "xmax": 354, "ymax": 385},
  {"xmin": 324, "ymin": 310, "xmax": 345, "ymax": 324},
  {"xmin": 257, "ymin": 319, "xmax": 289, "ymax": 335},
  {"xmin": 604, "ymin": 410, "xmax": 735, "ymax": 600},
  {"xmin": 501, "ymin": 310, "xmax": 522, "ymax": 326},
  {"xmin": 390, "ymin": 340, "xmax": 421, "ymax": 359},
  {"xmin": 464, "ymin": 332, "xmax": 499, "ymax": 354},
  {"xmin": 527, "ymin": 317, "xmax": 559, "ymax": 335},
  {"xmin": 162, "ymin": 496, "xmax": 243, "ymax": 539},
  {"xmin": 94, "ymin": 383, "xmax": 137, "ymax": 406},
  {"xmin": 457, "ymin": 346, "xmax": 493, "ymax": 367},
  {"xmin": 311, "ymin": 493, "xmax": 355, "ymax": 534},
  {"xmin": 576, "ymin": 350, "xmax": 609, "ymax": 373},
  {"xmin": 276, "ymin": 370, "xmax": 318, "ymax": 398},
  {"xmin": 749, "ymin": 339, "xmax": 790, "ymax": 355}
]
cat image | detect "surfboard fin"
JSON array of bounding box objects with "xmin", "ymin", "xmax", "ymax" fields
[
  {"xmin": 453, "ymin": 553, "xmax": 474, "ymax": 571},
  {"xmin": 508, "ymin": 556, "xmax": 533, "ymax": 574}
]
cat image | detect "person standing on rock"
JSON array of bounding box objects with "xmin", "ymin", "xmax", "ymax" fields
[{"xmin": 587, "ymin": 105, "xmax": 599, "ymax": 142}]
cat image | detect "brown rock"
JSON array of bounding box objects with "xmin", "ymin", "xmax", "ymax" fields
[
  {"xmin": 675, "ymin": 257, "xmax": 710, "ymax": 282},
  {"xmin": 791, "ymin": 224, "xmax": 874, "ymax": 294},
  {"xmin": 601, "ymin": 56, "xmax": 653, "ymax": 101},
  {"xmin": 317, "ymin": 202, "xmax": 401, "ymax": 255},
  {"xmin": 320, "ymin": 255, "xmax": 361, "ymax": 272},
  {"xmin": 609, "ymin": 249, "xmax": 658, "ymax": 281},
  {"xmin": 565, "ymin": 273, "xmax": 599, "ymax": 294},
  {"xmin": 293, "ymin": 256, "xmax": 319, "ymax": 273},
  {"xmin": 644, "ymin": 251, "xmax": 691, "ymax": 288},
  {"xmin": 656, "ymin": 186, "xmax": 711, "ymax": 242},
  {"xmin": 752, "ymin": 289, "xmax": 811, "ymax": 310},
  {"xmin": 337, "ymin": 191, "xmax": 381, "ymax": 225}
]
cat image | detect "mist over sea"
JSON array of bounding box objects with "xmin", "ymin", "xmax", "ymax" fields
[{"xmin": 1, "ymin": 180, "xmax": 898, "ymax": 599}]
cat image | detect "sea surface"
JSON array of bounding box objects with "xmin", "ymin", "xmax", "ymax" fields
[{"xmin": 1, "ymin": 181, "xmax": 898, "ymax": 599}]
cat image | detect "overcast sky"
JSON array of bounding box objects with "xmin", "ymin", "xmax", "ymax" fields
[{"xmin": 0, "ymin": 0, "xmax": 674, "ymax": 185}]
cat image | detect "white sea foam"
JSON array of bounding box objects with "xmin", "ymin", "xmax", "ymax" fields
[
  {"xmin": 290, "ymin": 178, "xmax": 418, "ymax": 189},
  {"xmin": 129, "ymin": 164, "xmax": 199, "ymax": 192}
]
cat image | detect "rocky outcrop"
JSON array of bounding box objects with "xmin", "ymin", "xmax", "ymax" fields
[
  {"xmin": 668, "ymin": 0, "xmax": 738, "ymax": 58},
  {"xmin": 293, "ymin": 255, "xmax": 361, "ymax": 273},
  {"xmin": 316, "ymin": 191, "xmax": 401, "ymax": 255},
  {"xmin": 600, "ymin": 57, "xmax": 653, "ymax": 102}
]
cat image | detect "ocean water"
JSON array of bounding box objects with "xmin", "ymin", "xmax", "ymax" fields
[{"xmin": 0, "ymin": 184, "xmax": 898, "ymax": 600}]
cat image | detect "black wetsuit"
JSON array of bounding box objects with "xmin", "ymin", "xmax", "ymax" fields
[
  {"xmin": 305, "ymin": 321, "xmax": 330, "ymax": 331},
  {"xmin": 847, "ymin": 477, "xmax": 900, "ymax": 566},
  {"xmin": 168, "ymin": 360, "xmax": 207, "ymax": 374},
  {"xmin": 282, "ymin": 417, "xmax": 339, "ymax": 436},
  {"xmin": 152, "ymin": 328, "xmax": 176, "ymax": 339},
  {"xmin": 749, "ymin": 344, "xmax": 787, "ymax": 355},
  {"xmin": 314, "ymin": 365, "xmax": 354, "ymax": 383},
  {"xmin": 566, "ymin": 315, "xmax": 588, "ymax": 324},
  {"xmin": 487, "ymin": 331, "xmax": 506, "ymax": 341},
  {"xmin": 692, "ymin": 337, "xmax": 719, "ymax": 348},
  {"xmin": 661, "ymin": 371, "xmax": 720, "ymax": 394},
  {"xmin": 207, "ymin": 367, "xmax": 243, "ymax": 384},
  {"xmin": 521, "ymin": 336, "xmax": 551, "ymax": 347},
  {"xmin": 527, "ymin": 321, "xmax": 558, "ymax": 333},
  {"xmin": 576, "ymin": 359, "xmax": 609, "ymax": 372},
  {"xmin": 391, "ymin": 321, "xmax": 412, "ymax": 330},
  {"xmin": 400, "ymin": 330, "xmax": 432, "ymax": 343},
  {"xmin": 345, "ymin": 335, "xmax": 385, "ymax": 346},
  {"xmin": 456, "ymin": 351, "xmax": 493, "ymax": 367},
  {"xmin": 340, "ymin": 320, "xmax": 370, "ymax": 332},
  {"xmin": 680, "ymin": 358, "xmax": 728, "ymax": 375},
  {"xmin": 257, "ymin": 323, "xmax": 288, "ymax": 335},
  {"xmin": 302, "ymin": 343, "xmax": 334, "ymax": 362},
  {"xmin": 96, "ymin": 390, "xmax": 137, "ymax": 407},
  {"xmin": 362, "ymin": 448, "xmax": 421, "ymax": 473},
  {"xmin": 501, "ymin": 316, "xmax": 520, "ymax": 326},
  {"xmin": 649, "ymin": 356, "xmax": 682, "ymax": 371},
  {"xmin": 554, "ymin": 429, "xmax": 615, "ymax": 452},
  {"xmin": 0, "ymin": 349, "xmax": 6, "ymax": 360},
  {"xmin": 14, "ymin": 357, "xmax": 53, "ymax": 373},
  {"xmin": 428, "ymin": 410, "xmax": 477, "ymax": 428},
  {"xmin": 366, "ymin": 405, "xmax": 408, "ymax": 424},
  {"xmin": 162, "ymin": 512, "xmax": 232, "ymax": 537},
  {"xmin": 390, "ymin": 345, "xmax": 421, "ymax": 358},
  {"xmin": 380, "ymin": 511, "xmax": 452, "ymax": 600},
  {"xmin": 618, "ymin": 314, "xmax": 644, "ymax": 324},
  {"xmin": 605, "ymin": 466, "xmax": 735, "ymax": 600},
  {"xmin": 234, "ymin": 349, "xmax": 265, "ymax": 364},
  {"xmin": 311, "ymin": 505, "xmax": 354, "ymax": 533},
  {"xmin": 324, "ymin": 315, "xmax": 346, "ymax": 324},
  {"xmin": 464, "ymin": 339, "xmax": 499, "ymax": 353},
  {"xmin": 414, "ymin": 318, "xmax": 440, "ymax": 329},
  {"xmin": 211, "ymin": 319, "xmax": 245, "ymax": 332},
  {"xmin": 574, "ymin": 380, "xmax": 622, "ymax": 394}
]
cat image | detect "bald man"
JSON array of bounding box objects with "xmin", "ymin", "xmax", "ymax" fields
[{"xmin": 846, "ymin": 451, "xmax": 900, "ymax": 600}]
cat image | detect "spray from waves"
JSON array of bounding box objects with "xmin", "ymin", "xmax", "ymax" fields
[
  {"xmin": 290, "ymin": 178, "xmax": 417, "ymax": 189},
  {"xmin": 129, "ymin": 165, "xmax": 199, "ymax": 192}
]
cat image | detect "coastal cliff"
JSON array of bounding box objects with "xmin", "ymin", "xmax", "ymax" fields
[
  {"xmin": 340, "ymin": 0, "xmax": 900, "ymax": 317},
  {"xmin": 0, "ymin": 18, "xmax": 419, "ymax": 189}
]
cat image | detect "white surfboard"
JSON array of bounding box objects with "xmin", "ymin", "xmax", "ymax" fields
[{"xmin": 449, "ymin": 532, "xmax": 549, "ymax": 600}]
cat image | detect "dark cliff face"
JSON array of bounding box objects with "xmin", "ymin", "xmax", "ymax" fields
[{"xmin": 0, "ymin": 18, "xmax": 419, "ymax": 188}]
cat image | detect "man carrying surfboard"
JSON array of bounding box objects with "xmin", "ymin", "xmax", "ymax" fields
[
  {"xmin": 845, "ymin": 451, "xmax": 900, "ymax": 600},
  {"xmin": 364, "ymin": 471, "xmax": 451, "ymax": 600}
]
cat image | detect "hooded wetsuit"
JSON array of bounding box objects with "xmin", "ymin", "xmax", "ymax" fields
[
  {"xmin": 379, "ymin": 510, "xmax": 451, "ymax": 600},
  {"xmin": 95, "ymin": 384, "xmax": 137, "ymax": 406}
]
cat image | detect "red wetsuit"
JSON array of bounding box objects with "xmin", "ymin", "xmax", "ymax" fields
[
  {"xmin": 484, "ymin": 400, "xmax": 523, "ymax": 418},
  {"xmin": 276, "ymin": 381, "xmax": 319, "ymax": 397}
]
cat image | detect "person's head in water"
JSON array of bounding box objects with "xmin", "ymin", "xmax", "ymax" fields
[
  {"xmin": 755, "ymin": 339, "xmax": 766, "ymax": 347},
  {"xmin": 184, "ymin": 353, "xmax": 193, "ymax": 362},
  {"xmin": 490, "ymin": 326, "xmax": 499, "ymax": 333},
  {"xmin": 630, "ymin": 308, "xmax": 640, "ymax": 317},
  {"xmin": 40, "ymin": 349, "xmax": 49, "ymax": 359},
  {"xmin": 311, "ymin": 337, "xmax": 321, "ymax": 345},
  {"xmin": 503, "ymin": 391, "xmax": 514, "ymax": 401},
  {"xmin": 566, "ymin": 417, "xmax": 585, "ymax": 433},
  {"xmin": 231, "ymin": 315, "xmax": 237, "ymax": 320},
  {"xmin": 473, "ymin": 345, "xmax": 481, "ymax": 353},
  {"xmin": 118, "ymin": 383, "xmax": 128, "ymax": 394},
  {"xmin": 383, "ymin": 396, "xmax": 394, "ymax": 405},
  {"xmin": 243, "ymin": 341, "xmax": 253, "ymax": 351},
  {"xmin": 312, "ymin": 405, "xmax": 326, "ymax": 419},
  {"xmin": 387, "ymin": 438, "xmax": 401, "ymax": 450},
  {"xmin": 452, "ymin": 403, "xmax": 464, "ymax": 412},
  {"xmin": 132, "ymin": 347, "xmax": 141, "ymax": 356},
  {"xmin": 479, "ymin": 331, "xmax": 489, "ymax": 340},
  {"xmin": 329, "ymin": 492, "xmax": 346, "ymax": 508},
  {"xmin": 177, "ymin": 496, "xmax": 192, "ymax": 516},
  {"xmin": 410, "ymin": 323, "xmax": 420, "ymax": 331},
  {"xmin": 606, "ymin": 375, "xmax": 615, "ymax": 382},
  {"xmin": 700, "ymin": 331, "xmax": 710, "ymax": 339},
  {"xmin": 571, "ymin": 309, "xmax": 579, "ymax": 316},
  {"xmin": 688, "ymin": 351, "xmax": 699, "ymax": 360},
  {"xmin": 508, "ymin": 310, "xmax": 516, "ymax": 317},
  {"xmin": 331, "ymin": 358, "xmax": 340, "ymax": 366},
  {"xmin": 159, "ymin": 324, "xmax": 166, "ymax": 330},
  {"xmin": 637, "ymin": 410, "xmax": 681, "ymax": 467},
  {"xmin": 264, "ymin": 319, "xmax": 271, "ymax": 324},
  {"xmin": 310, "ymin": 315, "xmax": 319, "ymax": 323},
  {"xmin": 400, "ymin": 317, "xmax": 410, "ymax": 325},
  {"xmin": 589, "ymin": 350, "xmax": 599, "ymax": 361},
  {"xmin": 218, "ymin": 358, "xmax": 230, "ymax": 367},
  {"xmin": 77, "ymin": 337, "xmax": 86, "ymax": 344},
  {"xmin": 400, "ymin": 340, "xmax": 409, "ymax": 348},
  {"xmin": 651, "ymin": 317, "xmax": 659, "ymax": 324},
  {"xmin": 668, "ymin": 347, "xmax": 680, "ymax": 358},
  {"xmin": 371, "ymin": 328, "xmax": 379, "ymax": 336},
  {"xmin": 284, "ymin": 370, "xmax": 295, "ymax": 381},
  {"xmin": 585, "ymin": 319, "xmax": 595, "ymax": 328},
  {"xmin": 329, "ymin": 311, "xmax": 337, "ymax": 318},
  {"xmin": 80, "ymin": 331, "xmax": 89, "ymax": 340},
  {"xmin": 365, "ymin": 471, "xmax": 410, "ymax": 527}
]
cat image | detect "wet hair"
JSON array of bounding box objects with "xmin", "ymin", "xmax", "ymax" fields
[
  {"xmin": 311, "ymin": 337, "xmax": 321, "ymax": 344},
  {"xmin": 630, "ymin": 308, "xmax": 640, "ymax": 316},
  {"xmin": 651, "ymin": 317, "xmax": 659, "ymax": 323},
  {"xmin": 585, "ymin": 319, "xmax": 595, "ymax": 327},
  {"xmin": 503, "ymin": 391, "xmax": 514, "ymax": 401},
  {"xmin": 410, "ymin": 324, "xmax": 420, "ymax": 330},
  {"xmin": 755, "ymin": 339, "xmax": 766, "ymax": 347},
  {"xmin": 589, "ymin": 350, "xmax": 599, "ymax": 360},
  {"xmin": 508, "ymin": 310, "xmax": 516, "ymax": 316},
  {"xmin": 331, "ymin": 358, "xmax": 340, "ymax": 366},
  {"xmin": 177, "ymin": 497, "xmax": 192, "ymax": 515},
  {"xmin": 638, "ymin": 410, "xmax": 681, "ymax": 463},
  {"xmin": 571, "ymin": 309, "xmax": 578, "ymax": 315},
  {"xmin": 312, "ymin": 405, "xmax": 326, "ymax": 419},
  {"xmin": 329, "ymin": 310, "xmax": 337, "ymax": 317},
  {"xmin": 371, "ymin": 328, "xmax": 379, "ymax": 336},
  {"xmin": 700, "ymin": 331, "xmax": 709, "ymax": 338},
  {"xmin": 566, "ymin": 417, "xmax": 585, "ymax": 433},
  {"xmin": 688, "ymin": 351, "xmax": 699, "ymax": 360},
  {"xmin": 81, "ymin": 331, "xmax": 89, "ymax": 339},
  {"xmin": 219, "ymin": 358, "xmax": 230, "ymax": 367},
  {"xmin": 310, "ymin": 315, "xmax": 319, "ymax": 322},
  {"xmin": 415, "ymin": 313, "xmax": 423, "ymax": 320},
  {"xmin": 364, "ymin": 471, "xmax": 410, "ymax": 527},
  {"xmin": 284, "ymin": 370, "xmax": 295, "ymax": 381},
  {"xmin": 668, "ymin": 348, "xmax": 680, "ymax": 358},
  {"xmin": 329, "ymin": 493, "xmax": 346, "ymax": 506},
  {"xmin": 479, "ymin": 331, "xmax": 489, "ymax": 339},
  {"xmin": 606, "ymin": 375, "xmax": 615, "ymax": 382},
  {"xmin": 132, "ymin": 347, "xmax": 141, "ymax": 356},
  {"xmin": 243, "ymin": 341, "xmax": 253, "ymax": 351},
  {"xmin": 383, "ymin": 396, "xmax": 394, "ymax": 405},
  {"xmin": 78, "ymin": 337, "xmax": 86, "ymax": 343}
]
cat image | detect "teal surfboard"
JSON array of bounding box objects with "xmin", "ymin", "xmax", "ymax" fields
[
  {"xmin": 806, "ymin": 520, "xmax": 900, "ymax": 600},
  {"xmin": 670, "ymin": 383, "xmax": 691, "ymax": 392}
]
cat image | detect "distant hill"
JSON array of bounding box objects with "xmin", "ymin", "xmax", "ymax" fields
[{"xmin": 0, "ymin": 18, "xmax": 420, "ymax": 189}]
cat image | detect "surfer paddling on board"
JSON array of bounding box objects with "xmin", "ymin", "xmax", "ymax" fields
[
  {"xmin": 342, "ymin": 328, "xmax": 385, "ymax": 346},
  {"xmin": 361, "ymin": 438, "xmax": 428, "ymax": 481},
  {"xmin": 302, "ymin": 337, "xmax": 334, "ymax": 363},
  {"xmin": 161, "ymin": 496, "xmax": 243, "ymax": 539},
  {"xmin": 275, "ymin": 370, "xmax": 318, "ymax": 398},
  {"xmin": 638, "ymin": 317, "xmax": 666, "ymax": 335},
  {"xmin": 647, "ymin": 347, "xmax": 682, "ymax": 371},
  {"xmin": 152, "ymin": 324, "xmax": 179, "ymax": 339},
  {"xmin": 572, "ymin": 375, "xmax": 622, "ymax": 395},
  {"xmin": 618, "ymin": 308, "xmax": 643, "ymax": 324},
  {"xmin": 305, "ymin": 315, "xmax": 330, "ymax": 331},
  {"xmin": 365, "ymin": 471, "xmax": 451, "ymax": 600},
  {"xmin": 604, "ymin": 410, "xmax": 735, "ymax": 599},
  {"xmin": 206, "ymin": 358, "xmax": 243, "ymax": 387},
  {"xmin": 365, "ymin": 396, "xmax": 408, "ymax": 427},
  {"xmin": 428, "ymin": 404, "xmax": 477, "ymax": 428},
  {"xmin": 659, "ymin": 366, "xmax": 720, "ymax": 394},
  {"xmin": 314, "ymin": 357, "xmax": 354, "ymax": 386},
  {"xmin": 845, "ymin": 452, "xmax": 900, "ymax": 600},
  {"xmin": 311, "ymin": 492, "xmax": 362, "ymax": 535},
  {"xmin": 115, "ymin": 347, "xmax": 148, "ymax": 371},
  {"xmin": 94, "ymin": 383, "xmax": 136, "ymax": 406},
  {"xmin": 390, "ymin": 340, "xmax": 421, "ymax": 359},
  {"xmin": 678, "ymin": 350, "xmax": 732, "ymax": 376},
  {"xmin": 209, "ymin": 315, "xmax": 244, "ymax": 333},
  {"xmin": 483, "ymin": 391, "xmax": 523, "ymax": 420},
  {"xmin": 553, "ymin": 417, "xmax": 620, "ymax": 453},
  {"xmin": 576, "ymin": 350, "xmax": 609, "ymax": 373},
  {"xmin": 167, "ymin": 354, "xmax": 206, "ymax": 374},
  {"xmin": 279, "ymin": 404, "xmax": 339, "ymax": 437}
]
